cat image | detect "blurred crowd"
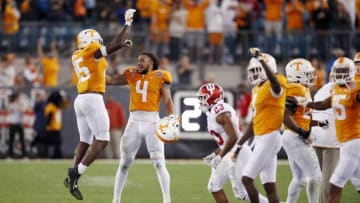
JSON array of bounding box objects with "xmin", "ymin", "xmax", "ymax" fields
[{"xmin": 1, "ymin": 0, "xmax": 359, "ymax": 61}]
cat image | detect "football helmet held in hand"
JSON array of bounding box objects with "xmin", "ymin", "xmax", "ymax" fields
[
  {"xmin": 76, "ymin": 29, "xmax": 103, "ymax": 49},
  {"xmin": 197, "ymin": 83, "xmax": 224, "ymax": 113},
  {"xmin": 156, "ymin": 115, "xmax": 180, "ymax": 143}
]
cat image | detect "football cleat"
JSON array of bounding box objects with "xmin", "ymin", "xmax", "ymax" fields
[
  {"xmin": 156, "ymin": 115, "xmax": 180, "ymax": 143},
  {"xmin": 65, "ymin": 167, "xmax": 83, "ymax": 200}
]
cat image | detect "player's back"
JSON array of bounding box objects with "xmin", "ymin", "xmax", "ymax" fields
[
  {"xmin": 72, "ymin": 42, "xmax": 108, "ymax": 94},
  {"xmin": 124, "ymin": 67, "xmax": 172, "ymax": 112}
]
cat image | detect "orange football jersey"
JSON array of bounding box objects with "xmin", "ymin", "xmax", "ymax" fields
[
  {"xmin": 332, "ymin": 82, "xmax": 360, "ymax": 142},
  {"xmin": 72, "ymin": 42, "xmax": 108, "ymax": 94},
  {"xmin": 124, "ymin": 67, "xmax": 172, "ymax": 112},
  {"xmin": 251, "ymin": 74, "xmax": 287, "ymax": 135},
  {"xmin": 286, "ymin": 83, "xmax": 312, "ymax": 131}
]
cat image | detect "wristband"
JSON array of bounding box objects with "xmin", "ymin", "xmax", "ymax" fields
[{"xmin": 125, "ymin": 22, "xmax": 132, "ymax": 26}]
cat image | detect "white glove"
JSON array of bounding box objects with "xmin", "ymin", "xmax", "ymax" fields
[
  {"xmin": 123, "ymin": 39, "xmax": 133, "ymax": 47},
  {"xmin": 248, "ymin": 47, "xmax": 261, "ymax": 58},
  {"xmin": 202, "ymin": 152, "xmax": 216, "ymax": 167},
  {"xmin": 125, "ymin": 9, "xmax": 136, "ymax": 26},
  {"xmin": 209, "ymin": 155, "xmax": 222, "ymax": 169}
]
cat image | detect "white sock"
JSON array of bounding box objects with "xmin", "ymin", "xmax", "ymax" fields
[
  {"xmin": 113, "ymin": 158, "xmax": 132, "ymax": 203},
  {"xmin": 78, "ymin": 163, "xmax": 88, "ymax": 175},
  {"xmin": 152, "ymin": 158, "xmax": 171, "ymax": 203}
]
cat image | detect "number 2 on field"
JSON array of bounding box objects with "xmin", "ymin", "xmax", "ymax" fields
[{"xmin": 136, "ymin": 80, "xmax": 149, "ymax": 102}]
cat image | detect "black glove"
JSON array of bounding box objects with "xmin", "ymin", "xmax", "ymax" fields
[
  {"xmin": 318, "ymin": 120, "xmax": 329, "ymax": 128},
  {"xmin": 297, "ymin": 127, "xmax": 310, "ymax": 139}
]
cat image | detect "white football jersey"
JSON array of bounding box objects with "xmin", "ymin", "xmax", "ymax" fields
[
  {"xmin": 207, "ymin": 101, "xmax": 241, "ymax": 149},
  {"xmin": 311, "ymin": 82, "xmax": 339, "ymax": 148}
]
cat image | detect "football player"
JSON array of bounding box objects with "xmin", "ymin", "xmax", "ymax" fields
[
  {"xmin": 304, "ymin": 57, "xmax": 360, "ymax": 203},
  {"xmin": 232, "ymin": 48, "xmax": 287, "ymax": 203},
  {"xmin": 282, "ymin": 58, "xmax": 325, "ymax": 203},
  {"xmin": 110, "ymin": 52, "xmax": 177, "ymax": 203},
  {"xmin": 63, "ymin": 9, "xmax": 136, "ymax": 200},
  {"xmin": 199, "ymin": 83, "xmax": 268, "ymax": 203}
]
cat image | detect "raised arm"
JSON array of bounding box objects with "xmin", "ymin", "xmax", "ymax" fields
[
  {"xmin": 94, "ymin": 9, "xmax": 136, "ymax": 59},
  {"xmin": 261, "ymin": 58, "xmax": 281, "ymax": 95},
  {"xmin": 249, "ymin": 48, "xmax": 281, "ymax": 95},
  {"xmin": 50, "ymin": 40, "xmax": 58, "ymax": 58},
  {"xmin": 37, "ymin": 37, "xmax": 45, "ymax": 58}
]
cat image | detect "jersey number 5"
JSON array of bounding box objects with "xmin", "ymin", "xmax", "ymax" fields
[
  {"xmin": 73, "ymin": 57, "xmax": 90, "ymax": 82},
  {"xmin": 136, "ymin": 80, "xmax": 149, "ymax": 102},
  {"xmin": 333, "ymin": 94, "xmax": 346, "ymax": 120}
]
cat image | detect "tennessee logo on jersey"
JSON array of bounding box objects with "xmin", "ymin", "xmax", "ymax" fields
[
  {"xmin": 251, "ymin": 74, "xmax": 287, "ymax": 135},
  {"xmin": 124, "ymin": 67, "xmax": 172, "ymax": 112},
  {"xmin": 332, "ymin": 81, "xmax": 360, "ymax": 142},
  {"xmin": 72, "ymin": 42, "xmax": 108, "ymax": 94},
  {"xmin": 286, "ymin": 83, "xmax": 312, "ymax": 131}
]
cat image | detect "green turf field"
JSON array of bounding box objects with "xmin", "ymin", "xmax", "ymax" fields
[{"xmin": 0, "ymin": 159, "xmax": 358, "ymax": 203}]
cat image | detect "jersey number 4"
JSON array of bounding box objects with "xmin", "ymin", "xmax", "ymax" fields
[{"xmin": 136, "ymin": 80, "xmax": 149, "ymax": 102}]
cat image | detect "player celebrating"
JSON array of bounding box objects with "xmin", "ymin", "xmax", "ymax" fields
[
  {"xmin": 199, "ymin": 83, "xmax": 268, "ymax": 203},
  {"xmin": 304, "ymin": 57, "xmax": 360, "ymax": 203},
  {"xmin": 110, "ymin": 52, "xmax": 177, "ymax": 203},
  {"xmin": 233, "ymin": 48, "xmax": 287, "ymax": 203},
  {"xmin": 63, "ymin": 9, "xmax": 136, "ymax": 200},
  {"xmin": 282, "ymin": 58, "xmax": 324, "ymax": 203}
]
